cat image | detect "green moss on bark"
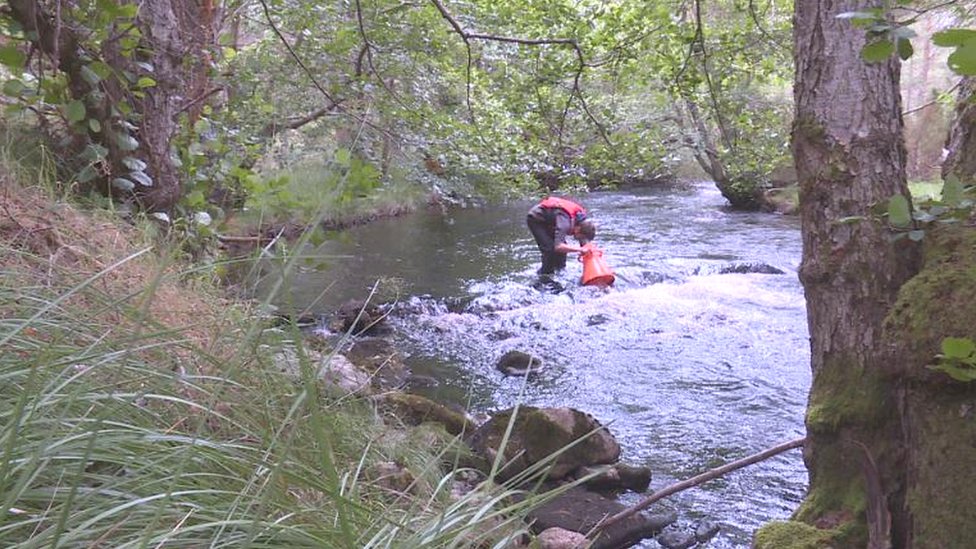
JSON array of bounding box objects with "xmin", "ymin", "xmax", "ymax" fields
[
  {"xmin": 883, "ymin": 225, "xmax": 976, "ymax": 546},
  {"xmin": 805, "ymin": 360, "xmax": 889, "ymax": 434},
  {"xmin": 753, "ymin": 521, "xmax": 837, "ymax": 549}
]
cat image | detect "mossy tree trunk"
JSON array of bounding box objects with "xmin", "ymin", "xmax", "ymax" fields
[
  {"xmin": 789, "ymin": 0, "xmax": 923, "ymax": 546},
  {"xmin": 7, "ymin": 0, "xmax": 218, "ymax": 212},
  {"xmin": 942, "ymin": 76, "xmax": 976, "ymax": 183}
]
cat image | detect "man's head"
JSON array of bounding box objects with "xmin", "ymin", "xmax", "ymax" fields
[{"xmin": 574, "ymin": 218, "xmax": 596, "ymax": 244}]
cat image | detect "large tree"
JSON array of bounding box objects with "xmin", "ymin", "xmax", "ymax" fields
[
  {"xmin": 5, "ymin": 0, "xmax": 219, "ymax": 212},
  {"xmin": 755, "ymin": 1, "xmax": 976, "ymax": 547}
]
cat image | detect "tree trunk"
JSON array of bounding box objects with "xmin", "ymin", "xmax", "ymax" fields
[
  {"xmin": 7, "ymin": 0, "xmax": 218, "ymax": 212},
  {"xmin": 778, "ymin": 0, "xmax": 922, "ymax": 546},
  {"xmin": 942, "ymin": 76, "xmax": 976, "ymax": 182}
]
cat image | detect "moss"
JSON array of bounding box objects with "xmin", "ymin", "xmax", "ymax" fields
[
  {"xmin": 903, "ymin": 384, "xmax": 976, "ymax": 548},
  {"xmin": 882, "ymin": 224, "xmax": 976, "ymax": 546},
  {"xmin": 753, "ymin": 521, "xmax": 837, "ymax": 549},
  {"xmin": 805, "ymin": 360, "xmax": 889, "ymax": 434},
  {"xmin": 883, "ymin": 225, "xmax": 976, "ymax": 380},
  {"xmin": 379, "ymin": 392, "xmax": 476, "ymax": 436}
]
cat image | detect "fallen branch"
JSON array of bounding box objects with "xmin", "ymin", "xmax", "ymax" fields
[{"xmin": 591, "ymin": 437, "xmax": 806, "ymax": 535}]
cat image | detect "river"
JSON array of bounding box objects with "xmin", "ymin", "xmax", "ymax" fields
[{"xmin": 273, "ymin": 181, "xmax": 810, "ymax": 547}]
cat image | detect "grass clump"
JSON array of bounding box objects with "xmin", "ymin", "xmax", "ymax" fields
[{"xmin": 0, "ymin": 184, "xmax": 533, "ymax": 548}]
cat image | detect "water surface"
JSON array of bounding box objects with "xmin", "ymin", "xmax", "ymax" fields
[{"xmin": 278, "ymin": 181, "xmax": 810, "ymax": 547}]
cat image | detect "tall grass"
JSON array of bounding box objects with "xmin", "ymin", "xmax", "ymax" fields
[
  {"xmin": 0, "ymin": 237, "xmax": 553, "ymax": 548},
  {"xmin": 0, "ymin": 173, "xmax": 572, "ymax": 549}
]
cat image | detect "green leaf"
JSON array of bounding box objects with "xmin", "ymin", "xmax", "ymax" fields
[
  {"xmin": 0, "ymin": 45, "xmax": 26, "ymax": 69},
  {"xmin": 80, "ymin": 143, "xmax": 108, "ymax": 161},
  {"xmin": 887, "ymin": 194, "xmax": 912, "ymax": 227},
  {"xmin": 931, "ymin": 363, "xmax": 976, "ymax": 382},
  {"xmin": 128, "ymin": 170, "xmax": 153, "ymax": 187},
  {"xmin": 942, "ymin": 337, "xmax": 976, "ymax": 359},
  {"xmin": 89, "ymin": 118, "xmax": 102, "ymax": 133},
  {"xmin": 2, "ymin": 79, "xmax": 26, "ymax": 97},
  {"xmin": 111, "ymin": 177, "xmax": 135, "ymax": 191},
  {"xmin": 947, "ymin": 40, "xmax": 976, "ymax": 76},
  {"xmin": 80, "ymin": 65, "xmax": 102, "ymax": 86},
  {"xmin": 115, "ymin": 132, "xmax": 139, "ymax": 151},
  {"xmin": 136, "ymin": 76, "xmax": 157, "ymax": 89},
  {"xmin": 122, "ymin": 156, "xmax": 147, "ymax": 171},
  {"xmin": 65, "ymin": 100, "xmax": 87, "ymax": 123},
  {"xmin": 942, "ymin": 175, "xmax": 964, "ymax": 206},
  {"xmin": 76, "ymin": 165, "xmax": 98, "ymax": 183},
  {"xmin": 897, "ymin": 38, "xmax": 914, "ymax": 61},
  {"xmin": 861, "ymin": 40, "xmax": 894, "ymax": 62},
  {"xmin": 932, "ymin": 29, "xmax": 976, "ymax": 47},
  {"xmin": 335, "ymin": 147, "xmax": 352, "ymax": 167}
]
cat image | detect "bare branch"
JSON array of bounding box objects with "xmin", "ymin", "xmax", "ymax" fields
[
  {"xmin": 428, "ymin": 0, "xmax": 611, "ymax": 146},
  {"xmin": 591, "ymin": 437, "xmax": 805, "ymax": 537}
]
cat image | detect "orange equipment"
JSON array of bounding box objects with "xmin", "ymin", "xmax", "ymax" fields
[{"xmin": 580, "ymin": 244, "xmax": 615, "ymax": 287}]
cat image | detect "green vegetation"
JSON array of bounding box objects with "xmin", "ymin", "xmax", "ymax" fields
[{"xmin": 0, "ymin": 181, "xmax": 550, "ymax": 547}]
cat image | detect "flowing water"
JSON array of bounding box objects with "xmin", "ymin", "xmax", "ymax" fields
[{"xmin": 277, "ymin": 181, "xmax": 810, "ymax": 547}]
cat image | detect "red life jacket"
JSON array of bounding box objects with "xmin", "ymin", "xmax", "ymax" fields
[{"xmin": 539, "ymin": 197, "xmax": 586, "ymax": 226}]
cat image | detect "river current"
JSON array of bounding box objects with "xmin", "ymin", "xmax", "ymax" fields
[{"xmin": 277, "ymin": 181, "xmax": 810, "ymax": 547}]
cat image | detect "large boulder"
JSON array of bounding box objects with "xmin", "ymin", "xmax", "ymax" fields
[
  {"xmin": 527, "ymin": 486, "xmax": 676, "ymax": 549},
  {"xmin": 467, "ymin": 407, "xmax": 620, "ymax": 482}
]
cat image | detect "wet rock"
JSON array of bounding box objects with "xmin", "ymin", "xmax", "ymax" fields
[
  {"xmin": 586, "ymin": 313, "xmax": 611, "ymax": 326},
  {"xmin": 443, "ymin": 296, "xmax": 473, "ymax": 313},
  {"xmin": 641, "ymin": 271, "xmax": 673, "ymax": 284},
  {"xmin": 496, "ymin": 350, "xmax": 544, "ymax": 376},
  {"xmin": 274, "ymin": 348, "xmax": 371, "ymax": 395},
  {"xmin": 405, "ymin": 373, "xmax": 439, "ymax": 388},
  {"xmin": 657, "ymin": 529, "xmax": 697, "ymax": 549},
  {"xmin": 527, "ymin": 486, "xmax": 676, "ymax": 549},
  {"xmin": 717, "ymin": 262, "xmax": 785, "ymax": 275},
  {"xmin": 376, "ymin": 391, "xmax": 477, "ymax": 436},
  {"xmin": 695, "ymin": 521, "xmax": 721, "ymax": 543},
  {"xmin": 467, "ymin": 407, "xmax": 620, "ymax": 481},
  {"xmin": 328, "ymin": 298, "xmax": 388, "ymax": 335},
  {"xmin": 575, "ymin": 463, "xmax": 652, "ymax": 493},
  {"xmin": 344, "ymin": 337, "xmax": 410, "ymax": 389},
  {"xmin": 318, "ymin": 353, "xmax": 372, "ymax": 395},
  {"xmin": 537, "ymin": 527, "xmax": 589, "ymax": 549},
  {"xmin": 487, "ymin": 329, "xmax": 517, "ymax": 342}
]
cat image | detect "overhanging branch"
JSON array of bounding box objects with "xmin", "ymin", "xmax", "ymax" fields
[{"xmin": 428, "ymin": 0, "xmax": 611, "ymax": 147}]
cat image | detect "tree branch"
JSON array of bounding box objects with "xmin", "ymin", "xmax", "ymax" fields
[
  {"xmin": 256, "ymin": 0, "xmax": 396, "ymax": 141},
  {"xmin": 428, "ymin": 0, "xmax": 611, "ymax": 146},
  {"xmin": 591, "ymin": 437, "xmax": 805, "ymax": 536}
]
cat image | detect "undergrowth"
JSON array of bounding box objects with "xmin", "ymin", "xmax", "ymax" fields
[{"xmin": 0, "ymin": 183, "xmax": 543, "ymax": 548}]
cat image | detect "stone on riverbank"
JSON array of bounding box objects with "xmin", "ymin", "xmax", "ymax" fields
[
  {"xmin": 496, "ymin": 350, "xmax": 544, "ymax": 376},
  {"xmin": 377, "ymin": 391, "xmax": 477, "ymax": 436},
  {"xmin": 344, "ymin": 336, "xmax": 410, "ymax": 389},
  {"xmin": 527, "ymin": 486, "xmax": 676, "ymax": 549},
  {"xmin": 467, "ymin": 407, "xmax": 620, "ymax": 481}
]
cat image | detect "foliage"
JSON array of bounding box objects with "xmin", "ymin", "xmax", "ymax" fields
[
  {"xmin": 841, "ymin": 1, "xmax": 976, "ymax": 76},
  {"xmin": 931, "ymin": 337, "xmax": 976, "ymax": 381},
  {"xmin": 883, "ymin": 176, "xmax": 975, "ymax": 243}
]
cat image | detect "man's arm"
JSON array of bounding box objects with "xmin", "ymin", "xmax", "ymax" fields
[{"xmin": 552, "ymin": 212, "xmax": 585, "ymax": 254}]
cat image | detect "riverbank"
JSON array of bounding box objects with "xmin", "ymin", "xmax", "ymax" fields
[
  {"xmin": 0, "ymin": 183, "xmax": 536, "ymax": 547},
  {"xmin": 3, "ymin": 181, "xmax": 701, "ymax": 548}
]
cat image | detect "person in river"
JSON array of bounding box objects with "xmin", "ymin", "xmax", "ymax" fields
[{"xmin": 526, "ymin": 197, "xmax": 597, "ymax": 284}]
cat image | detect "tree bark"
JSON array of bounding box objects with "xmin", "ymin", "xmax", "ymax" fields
[
  {"xmin": 942, "ymin": 76, "xmax": 976, "ymax": 182},
  {"xmin": 7, "ymin": 0, "xmax": 218, "ymax": 212},
  {"xmin": 790, "ymin": 0, "xmax": 922, "ymax": 546}
]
